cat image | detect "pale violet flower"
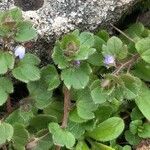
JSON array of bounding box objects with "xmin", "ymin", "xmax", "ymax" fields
[
  {"xmin": 14, "ymin": 45, "xmax": 25, "ymax": 59},
  {"xmin": 104, "ymin": 55, "xmax": 115, "ymax": 66},
  {"xmin": 75, "ymin": 60, "xmax": 80, "ymax": 66},
  {"xmin": 73, "ymin": 60, "xmax": 81, "ymax": 67}
]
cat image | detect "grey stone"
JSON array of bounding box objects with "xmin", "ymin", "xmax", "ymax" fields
[{"xmin": 0, "ymin": 0, "xmax": 141, "ymax": 64}]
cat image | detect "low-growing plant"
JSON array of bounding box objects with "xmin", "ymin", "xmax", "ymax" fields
[{"xmin": 0, "ymin": 7, "xmax": 150, "ymax": 150}]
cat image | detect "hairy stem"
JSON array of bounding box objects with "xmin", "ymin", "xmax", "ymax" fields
[
  {"xmin": 55, "ymin": 86, "xmax": 71, "ymax": 150},
  {"xmin": 110, "ymin": 23, "xmax": 135, "ymax": 43},
  {"xmin": 113, "ymin": 54, "xmax": 140, "ymax": 75}
]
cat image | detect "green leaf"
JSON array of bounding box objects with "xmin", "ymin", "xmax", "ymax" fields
[
  {"xmin": 87, "ymin": 117, "xmax": 124, "ymax": 142},
  {"xmin": 95, "ymin": 105, "xmax": 113, "ymax": 123},
  {"xmin": 69, "ymin": 108, "xmax": 87, "ymax": 123},
  {"xmin": 91, "ymin": 87, "xmax": 108, "ymax": 104},
  {"xmin": 0, "ymin": 52, "xmax": 15, "ymax": 74},
  {"xmin": 122, "ymin": 23, "xmax": 145, "ymax": 42},
  {"xmin": 74, "ymin": 46, "xmax": 96, "ymax": 60},
  {"xmin": 15, "ymin": 21, "xmax": 37, "ymax": 42},
  {"xmin": 120, "ymin": 74, "xmax": 142, "ymax": 100},
  {"xmin": 97, "ymin": 30, "xmax": 109, "ymax": 42},
  {"xmin": 52, "ymin": 43, "xmax": 70, "ymax": 69},
  {"xmin": 129, "ymin": 120, "xmax": 142, "ymax": 135},
  {"xmin": 32, "ymin": 133, "xmax": 53, "ymax": 150},
  {"xmin": 41, "ymin": 65, "xmax": 60, "ymax": 91},
  {"xmin": 21, "ymin": 53, "xmax": 40, "ymax": 65},
  {"xmin": 48, "ymin": 122, "xmax": 75, "ymax": 149},
  {"xmin": 125, "ymin": 130, "xmax": 141, "ymax": 146},
  {"xmin": 138, "ymin": 123, "xmax": 150, "ymax": 138},
  {"xmin": 135, "ymin": 37, "xmax": 150, "ymax": 63},
  {"xmin": 79, "ymin": 32, "xmax": 94, "ymax": 48},
  {"xmin": 13, "ymin": 64, "xmax": 40, "ymax": 83},
  {"xmin": 122, "ymin": 145, "xmax": 132, "ymax": 150},
  {"xmin": 87, "ymin": 36, "xmax": 105, "ymax": 66},
  {"xmin": 60, "ymin": 33, "xmax": 80, "ymax": 50},
  {"xmin": 0, "ymin": 122, "xmax": 14, "ymax": 145},
  {"xmin": 27, "ymin": 80, "xmax": 53, "ymax": 109},
  {"xmin": 12, "ymin": 124, "xmax": 29, "ymax": 150},
  {"xmin": 9, "ymin": 7, "xmax": 23, "ymax": 21},
  {"xmin": 76, "ymin": 141, "xmax": 90, "ymax": 150},
  {"xmin": 61, "ymin": 63, "xmax": 91, "ymax": 89},
  {"xmin": 77, "ymin": 99, "xmax": 96, "ymax": 120},
  {"xmin": 135, "ymin": 84, "xmax": 150, "ymax": 120},
  {"xmin": 44, "ymin": 100, "xmax": 63, "ymax": 123},
  {"xmin": 77, "ymin": 88, "xmax": 98, "ymax": 120},
  {"xmin": 130, "ymin": 107, "xmax": 144, "ymax": 121},
  {"xmin": 12, "ymin": 54, "xmax": 40, "ymax": 83},
  {"xmin": 5, "ymin": 108, "xmax": 34, "ymax": 126},
  {"xmin": 102, "ymin": 36, "xmax": 127, "ymax": 60},
  {"xmin": 73, "ymin": 32, "xmax": 96, "ymax": 60},
  {"xmin": 133, "ymin": 60, "xmax": 150, "ymax": 82},
  {"xmin": 29, "ymin": 115, "xmax": 56, "ymax": 132},
  {"xmin": 67, "ymin": 121, "xmax": 85, "ymax": 139},
  {"xmin": 0, "ymin": 77, "xmax": 13, "ymax": 105},
  {"xmin": 92, "ymin": 142, "xmax": 115, "ymax": 150}
]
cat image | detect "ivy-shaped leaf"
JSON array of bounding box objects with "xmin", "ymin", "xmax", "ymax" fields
[
  {"xmin": 61, "ymin": 63, "xmax": 92, "ymax": 89},
  {"xmin": 44, "ymin": 100, "xmax": 63, "ymax": 123},
  {"xmin": 0, "ymin": 52, "xmax": 15, "ymax": 74},
  {"xmin": 27, "ymin": 80, "xmax": 53, "ymax": 109},
  {"xmin": 133, "ymin": 60, "xmax": 150, "ymax": 82},
  {"xmin": 77, "ymin": 88, "xmax": 98, "ymax": 120},
  {"xmin": 138, "ymin": 123, "xmax": 150, "ymax": 138},
  {"xmin": 120, "ymin": 74, "xmax": 142, "ymax": 100},
  {"xmin": 48, "ymin": 122, "xmax": 75, "ymax": 149},
  {"xmin": 15, "ymin": 21, "xmax": 37, "ymax": 42},
  {"xmin": 129, "ymin": 120, "xmax": 142, "ymax": 135},
  {"xmin": 9, "ymin": 7, "xmax": 23, "ymax": 22},
  {"xmin": 91, "ymin": 87, "xmax": 108, "ymax": 104},
  {"xmin": 135, "ymin": 37, "xmax": 150, "ymax": 63},
  {"xmin": 5, "ymin": 108, "xmax": 34, "ymax": 127},
  {"xmin": 52, "ymin": 43, "xmax": 70, "ymax": 69},
  {"xmin": 0, "ymin": 77, "xmax": 13, "ymax": 106},
  {"xmin": 87, "ymin": 35, "xmax": 105, "ymax": 66},
  {"xmin": 29, "ymin": 115, "xmax": 56, "ymax": 132},
  {"xmin": 67, "ymin": 121, "xmax": 85, "ymax": 139},
  {"xmin": 102, "ymin": 36, "xmax": 128, "ymax": 60},
  {"xmin": 12, "ymin": 124, "xmax": 29, "ymax": 150},
  {"xmin": 125, "ymin": 130, "xmax": 141, "ymax": 146},
  {"xmin": 41, "ymin": 65, "xmax": 60, "ymax": 91},
  {"xmin": 0, "ymin": 122, "xmax": 14, "ymax": 145},
  {"xmin": 12, "ymin": 53, "xmax": 41, "ymax": 83},
  {"xmin": 69, "ymin": 108, "xmax": 87, "ymax": 123}
]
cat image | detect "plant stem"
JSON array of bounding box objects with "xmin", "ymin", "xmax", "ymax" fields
[
  {"xmin": 6, "ymin": 97, "xmax": 13, "ymax": 113},
  {"xmin": 110, "ymin": 23, "xmax": 135, "ymax": 43},
  {"xmin": 55, "ymin": 86, "xmax": 71, "ymax": 150},
  {"xmin": 113, "ymin": 54, "xmax": 140, "ymax": 75},
  {"xmin": 61, "ymin": 86, "xmax": 71, "ymax": 128}
]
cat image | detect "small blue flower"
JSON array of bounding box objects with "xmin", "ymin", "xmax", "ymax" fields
[
  {"xmin": 14, "ymin": 45, "xmax": 25, "ymax": 59},
  {"xmin": 75, "ymin": 60, "xmax": 81, "ymax": 66},
  {"xmin": 72, "ymin": 60, "xmax": 81, "ymax": 67},
  {"xmin": 104, "ymin": 55, "xmax": 115, "ymax": 66}
]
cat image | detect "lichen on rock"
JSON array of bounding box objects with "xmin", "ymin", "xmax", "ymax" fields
[{"xmin": 0, "ymin": 0, "xmax": 142, "ymax": 64}]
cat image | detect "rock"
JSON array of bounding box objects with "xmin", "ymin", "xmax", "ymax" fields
[{"xmin": 0, "ymin": 0, "xmax": 141, "ymax": 64}]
